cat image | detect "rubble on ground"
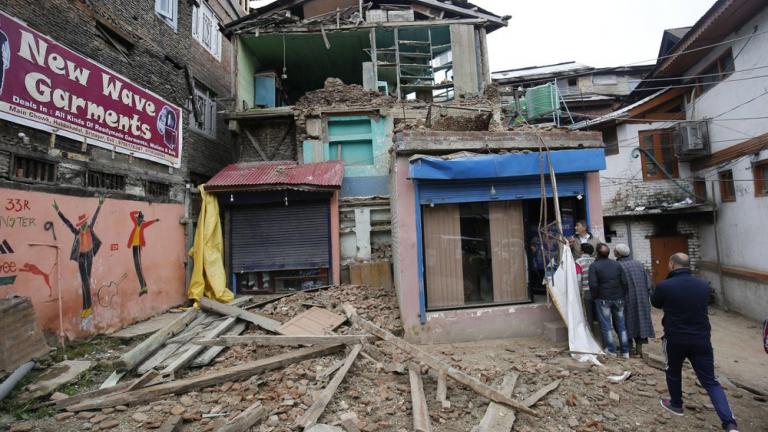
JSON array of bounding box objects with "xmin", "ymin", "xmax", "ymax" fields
[
  {"xmin": 294, "ymin": 78, "xmax": 396, "ymax": 111},
  {"xmin": 2, "ymin": 284, "xmax": 767, "ymax": 432}
]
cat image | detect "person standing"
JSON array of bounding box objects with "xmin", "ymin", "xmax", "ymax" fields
[
  {"xmin": 615, "ymin": 243, "xmax": 655, "ymax": 357},
  {"xmin": 53, "ymin": 195, "xmax": 104, "ymax": 319},
  {"xmin": 652, "ymin": 253, "xmax": 738, "ymax": 432},
  {"xmin": 588, "ymin": 243, "xmax": 630, "ymax": 357},
  {"xmin": 570, "ymin": 219, "xmax": 599, "ymax": 257},
  {"xmin": 127, "ymin": 211, "xmax": 159, "ymax": 296},
  {"xmin": 575, "ymin": 243, "xmax": 596, "ymax": 323}
]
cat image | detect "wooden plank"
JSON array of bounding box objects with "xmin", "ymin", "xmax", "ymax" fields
[
  {"xmin": 520, "ymin": 380, "xmax": 561, "ymax": 408},
  {"xmin": 294, "ymin": 344, "xmax": 363, "ymax": 429},
  {"xmin": 316, "ymin": 359, "xmax": 345, "ymax": 380},
  {"xmin": 116, "ymin": 309, "xmax": 198, "ymax": 371},
  {"xmin": 66, "ymin": 344, "xmax": 344, "ymax": 411},
  {"xmin": 157, "ymin": 415, "xmax": 183, "ymax": 432},
  {"xmin": 99, "ymin": 371, "xmax": 125, "ymax": 389},
  {"xmin": 138, "ymin": 314, "xmax": 212, "ymax": 374},
  {"xmin": 199, "ymin": 297, "xmax": 282, "ymax": 333},
  {"xmin": 342, "ymin": 304, "xmax": 538, "ymax": 417},
  {"xmin": 110, "ymin": 313, "xmax": 179, "ymax": 339},
  {"xmin": 277, "ymin": 307, "xmax": 346, "ymax": 336},
  {"xmin": 475, "ymin": 373, "xmax": 519, "ymax": 432},
  {"xmin": 409, "ymin": 364, "xmax": 432, "ymax": 432},
  {"xmin": 53, "ymin": 379, "xmax": 138, "ymax": 408},
  {"xmin": 126, "ymin": 371, "xmax": 160, "ymax": 392},
  {"xmin": 160, "ymin": 317, "xmax": 237, "ymax": 378},
  {"xmin": 190, "ymin": 322, "xmax": 247, "ymax": 368},
  {"xmin": 243, "ymin": 293, "xmax": 295, "ymax": 310},
  {"xmin": 436, "ymin": 370, "xmax": 448, "ymax": 404},
  {"xmin": 193, "ymin": 334, "xmax": 372, "ymax": 347},
  {"xmin": 216, "ymin": 401, "xmax": 267, "ymax": 432}
]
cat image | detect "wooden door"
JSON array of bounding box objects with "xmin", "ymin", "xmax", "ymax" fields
[
  {"xmin": 422, "ymin": 204, "xmax": 464, "ymax": 309},
  {"xmin": 650, "ymin": 236, "xmax": 688, "ymax": 284},
  {"xmin": 489, "ymin": 201, "xmax": 528, "ymax": 303}
]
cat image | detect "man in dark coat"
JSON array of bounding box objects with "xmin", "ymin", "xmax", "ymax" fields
[
  {"xmin": 652, "ymin": 253, "xmax": 738, "ymax": 432},
  {"xmin": 615, "ymin": 243, "xmax": 655, "ymax": 357},
  {"xmin": 588, "ymin": 243, "xmax": 630, "ymax": 357},
  {"xmin": 53, "ymin": 195, "xmax": 104, "ymax": 319}
]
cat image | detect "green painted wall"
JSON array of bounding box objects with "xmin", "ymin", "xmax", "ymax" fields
[{"xmin": 237, "ymin": 40, "xmax": 257, "ymax": 110}]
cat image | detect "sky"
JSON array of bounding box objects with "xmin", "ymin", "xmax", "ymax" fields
[{"xmin": 471, "ymin": 0, "xmax": 717, "ymax": 72}]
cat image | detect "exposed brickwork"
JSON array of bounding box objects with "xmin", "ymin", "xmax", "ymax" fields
[
  {"xmin": 601, "ymin": 178, "xmax": 694, "ymax": 216},
  {"xmin": 0, "ymin": 0, "xmax": 240, "ymax": 202},
  {"xmin": 238, "ymin": 118, "xmax": 296, "ymax": 162}
]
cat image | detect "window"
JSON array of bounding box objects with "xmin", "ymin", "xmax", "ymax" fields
[
  {"xmin": 145, "ymin": 181, "xmax": 170, "ymax": 199},
  {"xmin": 719, "ymin": 170, "xmax": 736, "ymax": 202},
  {"xmin": 693, "ymin": 177, "xmax": 708, "ymax": 202},
  {"xmin": 567, "ymin": 77, "xmax": 578, "ymax": 87},
  {"xmin": 192, "ymin": 2, "xmax": 222, "ymax": 60},
  {"xmin": 753, "ymin": 160, "xmax": 768, "ymax": 197},
  {"xmin": 602, "ymin": 126, "xmax": 619, "ymax": 156},
  {"xmin": 327, "ymin": 117, "xmax": 374, "ymax": 166},
  {"xmin": 695, "ymin": 48, "xmax": 734, "ymax": 95},
  {"xmin": 639, "ymin": 129, "xmax": 679, "ymax": 180},
  {"xmin": 12, "ymin": 156, "xmax": 55, "ymax": 183},
  {"xmin": 189, "ymin": 82, "xmax": 217, "ymax": 138},
  {"xmin": 155, "ymin": 0, "xmax": 178, "ymax": 30},
  {"xmin": 422, "ymin": 200, "xmax": 528, "ymax": 310},
  {"xmin": 87, "ymin": 171, "xmax": 126, "ymax": 191}
]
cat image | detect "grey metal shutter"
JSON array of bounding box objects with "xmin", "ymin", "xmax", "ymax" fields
[{"xmin": 230, "ymin": 201, "xmax": 330, "ymax": 272}]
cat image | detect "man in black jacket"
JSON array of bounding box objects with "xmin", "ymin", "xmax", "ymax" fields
[
  {"xmin": 588, "ymin": 243, "xmax": 630, "ymax": 357},
  {"xmin": 652, "ymin": 253, "xmax": 738, "ymax": 432}
]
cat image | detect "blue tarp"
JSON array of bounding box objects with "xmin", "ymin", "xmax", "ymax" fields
[{"xmin": 409, "ymin": 148, "xmax": 606, "ymax": 180}]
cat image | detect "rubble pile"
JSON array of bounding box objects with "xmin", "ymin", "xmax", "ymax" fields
[
  {"xmin": 429, "ymin": 111, "xmax": 492, "ymax": 132},
  {"xmin": 3, "ymin": 284, "xmax": 767, "ymax": 432},
  {"xmin": 294, "ymin": 78, "xmax": 395, "ymax": 111}
]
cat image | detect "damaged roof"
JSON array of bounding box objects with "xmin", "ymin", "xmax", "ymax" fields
[
  {"xmin": 205, "ymin": 160, "xmax": 344, "ymax": 192},
  {"xmin": 225, "ymin": 0, "xmax": 508, "ymax": 34}
]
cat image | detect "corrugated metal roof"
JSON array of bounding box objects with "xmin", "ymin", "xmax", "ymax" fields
[{"xmin": 205, "ymin": 160, "xmax": 344, "ymax": 191}]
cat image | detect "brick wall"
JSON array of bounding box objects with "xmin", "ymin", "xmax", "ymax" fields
[
  {"xmin": 238, "ymin": 118, "xmax": 297, "ymax": 162},
  {"xmin": 0, "ymin": 0, "xmax": 238, "ymax": 202},
  {"xmin": 601, "ymin": 178, "xmax": 693, "ymax": 216}
]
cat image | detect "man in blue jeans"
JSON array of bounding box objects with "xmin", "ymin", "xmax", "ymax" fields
[
  {"xmin": 651, "ymin": 253, "xmax": 738, "ymax": 432},
  {"xmin": 588, "ymin": 243, "xmax": 630, "ymax": 357}
]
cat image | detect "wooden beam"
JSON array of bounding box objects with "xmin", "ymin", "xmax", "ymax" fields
[
  {"xmin": 520, "ymin": 380, "xmax": 561, "ymax": 408},
  {"xmin": 157, "ymin": 415, "xmax": 183, "ymax": 432},
  {"xmin": 66, "ymin": 344, "xmax": 343, "ymax": 411},
  {"xmin": 294, "ymin": 344, "xmax": 363, "ymax": 429},
  {"xmin": 341, "ymin": 304, "xmax": 538, "ymax": 417},
  {"xmin": 199, "ymin": 297, "xmax": 282, "ymax": 333},
  {"xmin": 160, "ymin": 317, "xmax": 238, "ymax": 379},
  {"xmin": 244, "ymin": 128, "xmax": 270, "ymax": 161},
  {"xmin": 475, "ymin": 373, "xmax": 519, "ymax": 432},
  {"xmin": 410, "ymin": 0, "xmax": 506, "ymax": 26},
  {"xmin": 408, "ymin": 364, "xmax": 433, "ymax": 432},
  {"xmin": 193, "ymin": 334, "xmax": 373, "ymax": 347},
  {"xmin": 126, "ymin": 371, "xmax": 160, "ymax": 392},
  {"xmin": 215, "ymin": 401, "xmax": 267, "ymax": 432},
  {"xmin": 436, "ymin": 370, "xmax": 448, "ymax": 408},
  {"xmin": 115, "ymin": 309, "xmax": 198, "ymax": 371},
  {"xmin": 698, "ymin": 260, "xmax": 768, "ymax": 283}
]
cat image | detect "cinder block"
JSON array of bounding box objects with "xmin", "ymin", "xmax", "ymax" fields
[{"xmin": 543, "ymin": 320, "xmax": 568, "ymax": 345}]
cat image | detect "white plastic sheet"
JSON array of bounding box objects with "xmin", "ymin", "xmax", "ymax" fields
[{"xmin": 548, "ymin": 245, "xmax": 604, "ymax": 363}]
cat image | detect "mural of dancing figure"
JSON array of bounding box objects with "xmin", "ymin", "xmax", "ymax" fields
[
  {"xmin": 127, "ymin": 210, "xmax": 158, "ymax": 296},
  {"xmin": 53, "ymin": 195, "xmax": 104, "ymax": 318}
]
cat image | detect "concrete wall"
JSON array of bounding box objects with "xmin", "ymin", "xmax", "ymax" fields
[
  {"xmin": 681, "ymin": 7, "xmax": 768, "ymax": 319},
  {"xmin": 0, "ymin": 189, "xmax": 185, "ymax": 339}
]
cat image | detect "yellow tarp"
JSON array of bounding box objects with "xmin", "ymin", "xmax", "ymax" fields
[{"xmin": 187, "ymin": 185, "xmax": 234, "ymax": 305}]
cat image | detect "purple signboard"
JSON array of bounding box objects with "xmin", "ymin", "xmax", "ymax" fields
[{"xmin": 0, "ymin": 11, "xmax": 182, "ymax": 167}]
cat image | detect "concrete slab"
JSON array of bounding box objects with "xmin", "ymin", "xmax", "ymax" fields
[
  {"xmin": 543, "ymin": 320, "xmax": 568, "ymax": 345},
  {"xmin": 23, "ymin": 360, "xmax": 92, "ymax": 400},
  {"xmin": 109, "ymin": 312, "xmax": 181, "ymax": 339}
]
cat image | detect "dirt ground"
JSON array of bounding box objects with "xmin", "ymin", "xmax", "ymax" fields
[{"xmin": 2, "ymin": 285, "xmax": 767, "ymax": 432}]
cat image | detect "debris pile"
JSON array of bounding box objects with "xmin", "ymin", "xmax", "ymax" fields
[
  {"xmin": 294, "ymin": 78, "xmax": 395, "ymax": 111},
  {"xmin": 3, "ymin": 284, "xmax": 767, "ymax": 432}
]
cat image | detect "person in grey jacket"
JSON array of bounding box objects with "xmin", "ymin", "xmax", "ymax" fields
[
  {"xmin": 588, "ymin": 243, "xmax": 630, "ymax": 357},
  {"xmin": 615, "ymin": 244, "xmax": 655, "ymax": 357}
]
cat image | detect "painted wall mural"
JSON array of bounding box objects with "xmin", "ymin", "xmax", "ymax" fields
[{"xmin": 0, "ymin": 188, "xmax": 185, "ymax": 338}]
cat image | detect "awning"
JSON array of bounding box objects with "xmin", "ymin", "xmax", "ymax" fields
[
  {"xmin": 409, "ymin": 148, "xmax": 606, "ymax": 181},
  {"xmin": 206, "ymin": 160, "xmax": 344, "ymax": 192}
]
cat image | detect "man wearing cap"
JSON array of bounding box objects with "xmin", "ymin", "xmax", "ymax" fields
[
  {"xmin": 615, "ymin": 243, "xmax": 655, "ymax": 357},
  {"xmin": 53, "ymin": 195, "xmax": 104, "ymax": 319}
]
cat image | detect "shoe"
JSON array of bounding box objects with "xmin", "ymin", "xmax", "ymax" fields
[
  {"xmin": 604, "ymin": 351, "xmax": 617, "ymax": 358},
  {"xmin": 659, "ymin": 399, "xmax": 684, "ymax": 416},
  {"xmin": 621, "ymin": 352, "xmax": 630, "ymax": 359},
  {"xmin": 725, "ymin": 423, "xmax": 739, "ymax": 432},
  {"xmin": 139, "ymin": 287, "xmax": 148, "ymax": 296},
  {"xmin": 80, "ymin": 307, "xmax": 93, "ymax": 319}
]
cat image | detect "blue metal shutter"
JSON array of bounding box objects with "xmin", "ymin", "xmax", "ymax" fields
[
  {"xmin": 230, "ymin": 201, "xmax": 330, "ymax": 272},
  {"xmin": 417, "ymin": 175, "xmax": 585, "ymax": 205}
]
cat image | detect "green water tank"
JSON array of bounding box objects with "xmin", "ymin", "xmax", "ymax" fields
[{"xmin": 525, "ymin": 83, "xmax": 559, "ymax": 120}]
